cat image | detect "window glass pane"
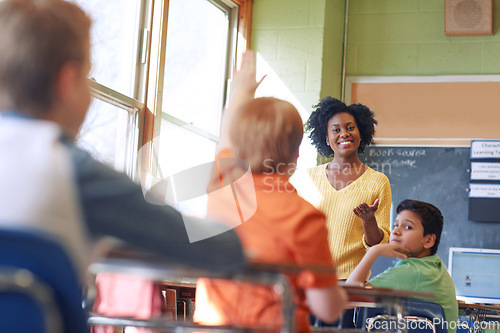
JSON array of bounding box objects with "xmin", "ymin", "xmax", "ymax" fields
[
  {"xmin": 76, "ymin": 98, "xmax": 137, "ymax": 174},
  {"xmin": 156, "ymin": 121, "xmax": 216, "ymax": 218},
  {"xmin": 157, "ymin": 120, "xmax": 216, "ymax": 177},
  {"xmin": 72, "ymin": 0, "xmax": 141, "ymax": 97},
  {"xmin": 162, "ymin": 0, "xmax": 229, "ymax": 136}
]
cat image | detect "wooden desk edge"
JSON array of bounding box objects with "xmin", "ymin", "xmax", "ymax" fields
[{"xmin": 458, "ymin": 302, "xmax": 500, "ymax": 311}]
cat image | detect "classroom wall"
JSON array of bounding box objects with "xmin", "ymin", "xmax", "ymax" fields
[
  {"xmin": 251, "ymin": 0, "xmax": 345, "ymax": 118},
  {"xmin": 252, "ymin": 0, "xmax": 345, "ymax": 167},
  {"xmin": 252, "ymin": 0, "xmax": 500, "ymax": 100},
  {"xmin": 252, "ymin": 0, "xmax": 500, "ymax": 163},
  {"xmin": 344, "ymin": 0, "xmax": 500, "ymax": 146},
  {"xmin": 347, "ymin": 0, "xmax": 500, "ymax": 76}
]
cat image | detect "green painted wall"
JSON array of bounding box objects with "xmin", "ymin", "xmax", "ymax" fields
[
  {"xmin": 321, "ymin": 0, "xmax": 346, "ymax": 99},
  {"xmin": 253, "ymin": 0, "xmax": 500, "ymax": 94},
  {"xmin": 252, "ymin": 0, "xmax": 346, "ymax": 167},
  {"xmin": 346, "ymin": 0, "xmax": 500, "ymax": 76},
  {"xmin": 252, "ymin": 0, "xmax": 345, "ymax": 114}
]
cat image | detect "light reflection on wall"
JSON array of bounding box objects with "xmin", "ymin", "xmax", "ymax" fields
[{"xmin": 255, "ymin": 52, "xmax": 318, "ymax": 172}]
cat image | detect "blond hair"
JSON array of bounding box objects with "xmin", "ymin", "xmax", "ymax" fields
[
  {"xmin": 229, "ymin": 97, "xmax": 304, "ymax": 174},
  {"xmin": 0, "ymin": 0, "xmax": 91, "ymax": 114}
]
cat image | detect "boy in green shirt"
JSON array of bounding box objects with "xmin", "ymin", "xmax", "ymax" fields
[{"xmin": 347, "ymin": 199, "xmax": 459, "ymax": 332}]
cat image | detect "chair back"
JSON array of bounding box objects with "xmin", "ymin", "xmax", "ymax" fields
[
  {"xmin": 355, "ymin": 297, "xmax": 448, "ymax": 333},
  {"xmin": 0, "ymin": 228, "xmax": 88, "ymax": 333}
]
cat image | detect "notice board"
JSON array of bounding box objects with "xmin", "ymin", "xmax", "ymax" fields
[{"xmin": 346, "ymin": 76, "xmax": 500, "ymax": 145}]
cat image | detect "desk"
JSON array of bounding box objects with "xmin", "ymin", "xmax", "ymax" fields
[
  {"xmin": 88, "ymin": 250, "xmax": 436, "ymax": 333},
  {"xmin": 87, "ymin": 255, "xmax": 296, "ymax": 333},
  {"xmin": 340, "ymin": 283, "xmax": 435, "ymax": 333},
  {"xmin": 458, "ymin": 302, "xmax": 500, "ymax": 333},
  {"xmin": 341, "ymin": 283, "xmax": 434, "ymax": 307}
]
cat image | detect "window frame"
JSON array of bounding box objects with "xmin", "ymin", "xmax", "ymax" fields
[
  {"xmin": 141, "ymin": 0, "xmax": 253, "ymax": 177},
  {"xmin": 87, "ymin": 79, "xmax": 146, "ymax": 179},
  {"xmin": 84, "ymin": 0, "xmax": 252, "ymax": 179}
]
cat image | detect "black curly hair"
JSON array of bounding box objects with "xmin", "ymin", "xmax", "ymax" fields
[{"xmin": 305, "ymin": 96, "xmax": 378, "ymax": 158}]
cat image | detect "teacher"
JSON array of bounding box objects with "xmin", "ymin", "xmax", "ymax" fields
[{"xmin": 300, "ymin": 96, "xmax": 392, "ymax": 280}]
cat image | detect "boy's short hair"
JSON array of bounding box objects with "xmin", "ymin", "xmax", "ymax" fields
[
  {"xmin": 396, "ymin": 199, "xmax": 443, "ymax": 255},
  {"xmin": 230, "ymin": 97, "xmax": 303, "ymax": 174},
  {"xmin": 0, "ymin": 0, "xmax": 91, "ymax": 114}
]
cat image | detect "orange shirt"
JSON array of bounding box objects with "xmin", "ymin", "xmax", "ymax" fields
[{"xmin": 194, "ymin": 150, "xmax": 337, "ymax": 332}]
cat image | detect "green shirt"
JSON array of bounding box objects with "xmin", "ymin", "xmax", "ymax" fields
[{"xmin": 369, "ymin": 254, "xmax": 459, "ymax": 333}]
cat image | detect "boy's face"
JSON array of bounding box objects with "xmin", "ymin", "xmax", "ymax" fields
[{"xmin": 390, "ymin": 210, "xmax": 435, "ymax": 258}]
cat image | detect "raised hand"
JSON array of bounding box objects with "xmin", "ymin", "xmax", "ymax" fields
[
  {"xmin": 226, "ymin": 50, "xmax": 265, "ymax": 111},
  {"xmin": 219, "ymin": 50, "xmax": 265, "ymax": 151}
]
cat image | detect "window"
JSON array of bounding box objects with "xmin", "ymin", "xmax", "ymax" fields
[
  {"xmin": 72, "ymin": 0, "xmax": 146, "ymax": 97},
  {"xmin": 72, "ymin": 0, "xmax": 252, "ymax": 186},
  {"xmin": 145, "ymin": 0, "xmax": 252, "ymax": 179},
  {"xmin": 78, "ymin": 81, "xmax": 141, "ymax": 176},
  {"xmin": 156, "ymin": 0, "xmax": 239, "ymax": 176},
  {"xmin": 72, "ymin": 0, "xmax": 149, "ymax": 177}
]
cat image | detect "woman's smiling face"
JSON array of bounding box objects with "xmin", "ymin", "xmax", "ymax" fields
[{"xmin": 326, "ymin": 112, "xmax": 361, "ymax": 158}]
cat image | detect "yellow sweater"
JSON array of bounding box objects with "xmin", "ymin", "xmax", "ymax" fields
[{"xmin": 298, "ymin": 164, "xmax": 392, "ymax": 279}]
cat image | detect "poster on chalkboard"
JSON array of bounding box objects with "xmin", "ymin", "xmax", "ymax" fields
[
  {"xmin": 470, "ymin": 162, "xmax": 500, "ymax": 181},
  {"xmin": 469, "ymin": 140, "xmax": 500, "ymax": 222}
]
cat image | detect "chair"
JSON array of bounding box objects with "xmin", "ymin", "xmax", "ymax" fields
[
  {"xmin": 354, "ymin": 297, "xmax": 448, "ymax": 333},
  {"xmin": 0, "ymin": 228, "xmax": 88, "ymax": 333}
]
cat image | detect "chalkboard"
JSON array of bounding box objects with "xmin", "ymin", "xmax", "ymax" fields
[{"xmin": 359, "ymin": 146, "xmax": 500, "ymax": 276}]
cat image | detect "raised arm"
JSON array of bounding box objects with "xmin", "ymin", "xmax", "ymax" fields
[{"xmin": 218, "ymin": 50, "xmax": 265, "ymax": 152}]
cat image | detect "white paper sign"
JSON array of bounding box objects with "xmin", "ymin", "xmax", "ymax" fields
[
  {"xmin": 471, "ymin": 162, "xmax": 500, "ymax": 180},
  {"xmin": 471, "ymin": 141, "xmax": 500, "ymax": 159},
  {"xmin": 469, "ymin": 184, "xmax": 500, "ymax": 198}
]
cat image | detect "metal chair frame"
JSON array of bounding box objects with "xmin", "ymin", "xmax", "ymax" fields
[
  {"xmin": 0, "ymin": 268, "xmax": 63, "ymax": 333},
  {"xmin": 354, "ymin": 297, "xmax": 448, "ymax": 333}
]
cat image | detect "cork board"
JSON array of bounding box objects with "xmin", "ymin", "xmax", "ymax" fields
[{"xmin": 345, "ymin": 76, "xmax": 500, "ymax": 145}]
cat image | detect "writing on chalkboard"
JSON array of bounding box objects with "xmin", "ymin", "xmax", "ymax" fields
[
  {"xmin": 366, "ymin": 148, "xmax": 427, "ymax": 172},
  {"xmin": 369, "ymin": 148, "xmax": 427, "ymax": 158}
]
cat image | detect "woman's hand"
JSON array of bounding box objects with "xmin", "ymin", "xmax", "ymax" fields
[
  {"xmin": 353, "ymin": 198, "xmax": 379, "ymax": 223},
  {"xmin": 354, "ymin": 199, "xmax": 385, "ymax": 246}
]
